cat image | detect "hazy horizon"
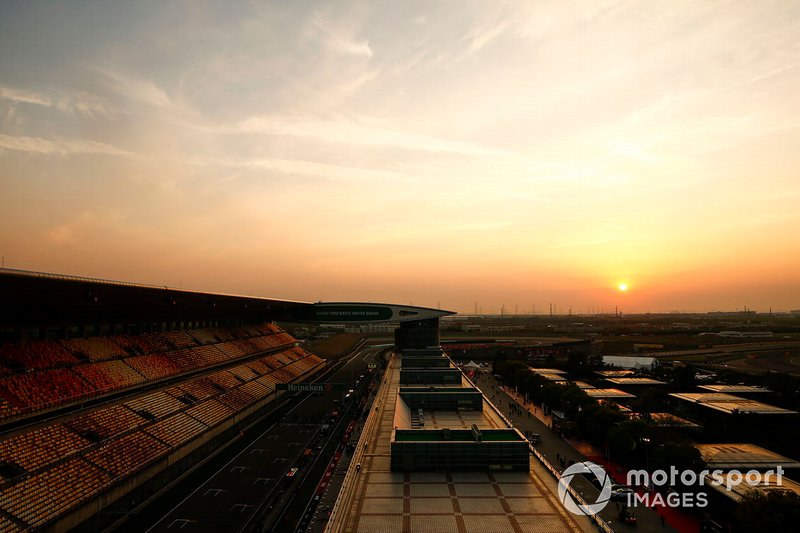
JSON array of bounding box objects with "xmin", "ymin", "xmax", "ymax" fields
[{"xmin": 2, "ymin": 1, "xmax": 799, "ymax": 314}]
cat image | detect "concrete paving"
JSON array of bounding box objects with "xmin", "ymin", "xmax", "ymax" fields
[{"xmin": 325, "ymin": 356, "xmax": 594, "ymax": 533}]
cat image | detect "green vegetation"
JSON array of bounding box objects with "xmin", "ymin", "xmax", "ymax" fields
[
  {"xmin": 649, "ymin": 441, "xmax": 705, "ymax": 472},
  {"xmin": 733, "ymin": 490, "xmax": 800, "ymax": 533},
  {"xmin": 491, "ymin": 359, "xmax": 704, "ymax": 471}
]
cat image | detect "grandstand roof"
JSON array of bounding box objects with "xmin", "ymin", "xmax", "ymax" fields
[{"xmin": 0, "ymin": 268, "xmax": 454, "ymax": 330}]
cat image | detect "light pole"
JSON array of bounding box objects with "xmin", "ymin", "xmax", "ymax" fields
[{"xmin": 642, "ymin": 437, "xmax": 651, "ymax": 490}]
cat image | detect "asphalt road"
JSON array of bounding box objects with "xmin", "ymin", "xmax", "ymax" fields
[{"xmin": 135, "ymin": 346, "xmax": 382, "ymax": 533}]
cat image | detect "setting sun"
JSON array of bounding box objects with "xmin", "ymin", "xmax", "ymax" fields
[{"xmin": 618, "ymin": 283, "xmax": 629, "ymax": 292}]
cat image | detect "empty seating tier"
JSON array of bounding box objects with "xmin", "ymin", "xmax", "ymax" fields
[
  {"xmin": 217, "ymin": 389, "xmax": 256, "ymax": 412},
  {"xmin": 66, "ymin": 404, "xmax": 147, "ymax": 441},
  {"xmin": 0, "ymin": 424, "xmax": 90, "ymax": 473},
  {"xmin": 158, "ymin": 331, "xmax": 198, "ymax": 350},
  {"xmin": 206, "ymin": 370, "xmax": 241, "ymax": 390},
  {"xmin": 0, "ymin": 458, "xmax": 111, "ymax": 528},
  {"xmin": 61, "ymin": 337, "xmax": 127, "ymax": 361},
  {"xmin": 0, "ymin": 341, "xmax": 78, "ymax": 371},
  {"xmin": 144, "ymin": 413, "xmax": 207, "ymax": 447},
  {"xmin": 213, "ymin": 342, "xmax": 246, "ymax": 358},
  {"xmin": 234, "ymin": 339, "xmax": 262, "ymax": 354},
  {"xmin": 124, "ymin": 354, "xmax": 182, "ymax": 381},
  {"xmin": 167, "ymin": 345, "xmax": 225, "ymax": 368},
  {"xmin": 239, "ymin": 381, "xmax": 270, "ymax": 400},
  {"xmin": 178, "ymin": 378, "xmax": 221, "ymax": 402},
  {"xmin": 85, "ymin": 431, "xmax": 167, "ymax": 477},
  {"xmin": 270, "ymin": 368, "xmax": 294, "ymax": 382},
  {"xmin": 0, "ymin": 330, "xmax": 326, "ymax": 530},
  {"xmin": 246, "ymin": 360, "xmax": 271, "ymax": 375},
  {"xmin": 125, "ymin": 391, "xmax": 186, "ymax": 420},
  {"xmin": 228, "ymin": 365, "xmax": 258, "ymax": 382},
  {"xmin": 0, "ymin": 324, "xmax": 301, "ymax": 424},
  {"xmin": 110, "ymin": 335, "xmax": 162, "ymax": 356},
  {"xmin": 185, "ymin": 400, "xmax": 234, "ymax": 428},
  {"xmin": 256, "ymin": 375, "xmax": 278, "ymax": 392},
  {"xmin": 0, "ymin": 369, "xmax": 95, "ymax": 410},
  {"xmin": 0, "ymin": 515, "xmax": 21, "ymax": 531},
  {"xmin": 187, "ymin": 328, "xmax": 220, "ymax": 345},
  {"xmin": 73, "ymin": 360, "xmax": 145, "ymax": 392}
]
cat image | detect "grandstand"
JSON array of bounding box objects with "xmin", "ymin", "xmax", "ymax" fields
[
  {"xmin": 0, "ymin": 268, "xmax": 452, "ymax": 531},
  {"xmin": 0, "ymin": 272, "xmax": 324, "ymax": 531},
  {"xmin": 0, "ymin": 324, "xmax": 324, "ymax": 530}
]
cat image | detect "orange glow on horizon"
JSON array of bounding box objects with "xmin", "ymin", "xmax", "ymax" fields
[{"xmin": 0, "ymin": 2, "xmax": 799, "ymax": 314}]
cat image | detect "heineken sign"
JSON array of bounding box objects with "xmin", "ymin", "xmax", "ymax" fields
[{"xmin": 276, "ymin": 383, "xmax": 345, "ymax": 392}]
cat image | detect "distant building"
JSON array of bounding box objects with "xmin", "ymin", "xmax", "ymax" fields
[
  {"xmin": 344, "ymin": 323, "xmax": 396, "ymax": 334},
  {"xmin": 584, "ymin": 388, "xmax": 636, "ymax": 400},
  {"xmin": 718, "ymin": 331, "xmax": 773, "ymax": 338},
  {"xmin": 602, "ymin": 355, "xmax": 658, "ymax": 370}
]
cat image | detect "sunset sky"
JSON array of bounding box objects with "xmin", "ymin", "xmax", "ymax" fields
[{"xmin": 1, "ymin": 1, "xmax": 799, "ymax": 314}]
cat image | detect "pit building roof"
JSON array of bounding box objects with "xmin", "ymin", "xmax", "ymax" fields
[
  {"xmin": 669, "ymin": 393, "xmax": 797, "ymax": 415},
  {"xmin": 605, "ymin": 377, "xmax": 667, "ymax": 386},
  {"xmin": 584, "ymin": 388, "xmax": 636, "ymax": 399},
  {"xmin": 697, "ymin": 384, "xmax": 771, "ymax": 393},
  {"xmin": 530, "ymin": 368, "xmax": 567, "ymax": 375},
  {"xmin": 705, "ymin": 473, "xmax": 800, "ymax": 502},
  {"xmin": 696, "ymin": 443, "xmax": 800, "ymax": 470}
]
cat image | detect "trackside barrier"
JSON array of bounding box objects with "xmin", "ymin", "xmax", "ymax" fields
[
  {"xmin": 325, "ymin": 353, "xmax": 394, "ymax": 533},
  {"xmin": 529, "ymin": 444, "xmax": 614, "ymax": 533}
]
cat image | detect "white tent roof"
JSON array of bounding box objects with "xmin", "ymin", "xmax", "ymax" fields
[{"xmin": 602, "ymin": 355, "xmax": 658, "ymax": 369}]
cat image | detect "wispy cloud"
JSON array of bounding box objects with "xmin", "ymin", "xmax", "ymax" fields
[
  {"xmin": 0, "ymin": 85, "xmax": 52, "ymax": 107},
  {"xmin": 308, "ymin": 12, "xmax": 373, "ymax": 58},
  {"xmin": 0, "ymin": 84, "xmax": 115, "ymax": 118},
  {"xmin": 92, "ymin": 66, "xmax": 173, "ymax": 108},
  {"xmin": 467, "ymin": 21, "xmax": 509, "ymax": 53},
  {"xmin": 190, "ymin": 155, "xmax": 416, "ymax": 183},
  {"xmin": 0, "ymin": 133, "xmax": 131, "ymax": 156},
  {"xmin": 230, "ymin": 115, "xmax": 512, "ymax": 157}
]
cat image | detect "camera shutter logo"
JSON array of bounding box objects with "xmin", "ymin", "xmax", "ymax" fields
[{"xmin": 557, "ymin": 461, "xmax": 613, "ymax": 515}]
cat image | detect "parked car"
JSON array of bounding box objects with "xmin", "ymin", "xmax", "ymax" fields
[{"xmin": 610, "ymin": 486, "xmax": 635, "ymax": 501}]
